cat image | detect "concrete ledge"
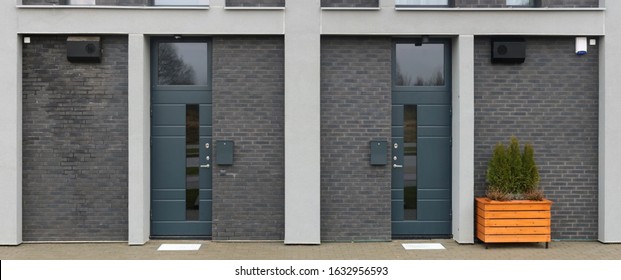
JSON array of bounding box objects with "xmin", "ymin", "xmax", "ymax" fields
[
  {"xmin": 395, "ymin": 8, "xmax": 605, "ymax": 11},
  {"xmin": 321, "ymin": 7, "xmax": 381, "ymax": 11},
  {"xmin": 224, "ymin": 7, "xmax": 285, "ymax": 10},
  {"xmin": 17, "ymin": 5, "xmax": 210, "ymax": 10}
]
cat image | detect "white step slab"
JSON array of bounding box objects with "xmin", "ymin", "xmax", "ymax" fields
[
  {"xmin": 402, "ymin": 243, "xmax": 445, "ymax": 250},
  {"xmin": 157, "ymin": 244, "xmax": 202, "ymax": 251}
]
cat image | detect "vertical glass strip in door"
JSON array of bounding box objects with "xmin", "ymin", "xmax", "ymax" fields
[
  {"xmin": 404, "ymin": 105, "xmax": 417, "ymax": 220},
  {"xmin": 186, "ymin": 104, "xmax": 200, "ymax": 220}
]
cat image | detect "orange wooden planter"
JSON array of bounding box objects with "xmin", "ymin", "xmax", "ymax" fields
[{"xmin": 476, "ymin": 197, "xmax": 553, "ymax": 249}]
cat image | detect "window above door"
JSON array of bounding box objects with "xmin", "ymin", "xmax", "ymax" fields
[{"xmin": 393, "ymin": 40, "xmax": 451, "ymax": 91}]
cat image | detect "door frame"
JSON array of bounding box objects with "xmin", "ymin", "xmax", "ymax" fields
[
  {"xmin": 149, "ymin": 36, "xmax": 213, "ymax": 238},
  {"xmin": 391, "ymin": 37, "xmax": 453, "ymax": 238}
]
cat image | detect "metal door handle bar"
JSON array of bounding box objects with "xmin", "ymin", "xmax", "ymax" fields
[
  {"xmin": 200, "ymin": 164, "xmax": 210, "ymax": 168},
  {"xmin": 393, "ymin": 164, "xmax": 403, "ymax": 168}
]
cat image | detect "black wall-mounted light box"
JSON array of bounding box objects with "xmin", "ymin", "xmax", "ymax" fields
[
  {"xmin": 491, "ymin": 37, "xmax": 526, "ymax": 64},
  {"xmin": 67, "ymin": 36, "xmax": 101, "ymax": 63}
]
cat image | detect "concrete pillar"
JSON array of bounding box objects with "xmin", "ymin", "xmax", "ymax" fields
[
  {"xmin": 451, "ymin": 35, "xmax": 475, "ymax": 244},
  {"xmin": 128, "ymin": 34, "xmax": 150, "ymax": 245},
  {"xmin": 598, "ymin": 0, "xmax": 621, "ymax": 243},
  {"xmin": 284, "ymin": 0, "xmax": 321, "ymax": 244},
  {"xmin": 0, "ymin": 2, "xmax": 22, "ymax": 246}
]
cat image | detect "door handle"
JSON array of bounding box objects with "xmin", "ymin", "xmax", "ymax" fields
[
  {"xmin": 393, "ymin": 164, "xmax": 403, "ymax": 168},
  {"xmin": 200, "ymin": 164, "xmax": 210, "ymax": 168}
]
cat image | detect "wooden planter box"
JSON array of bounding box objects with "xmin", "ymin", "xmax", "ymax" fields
[{"xmin": 476, "ymin": 197, "xmax": 552, "ymax": 249}]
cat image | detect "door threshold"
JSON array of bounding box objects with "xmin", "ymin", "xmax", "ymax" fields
[
  {"xmin": 392, "ymin": 235, "xmax": 452, "ymax": 240},
  {"xmin": 150, "ymin": 236, "xmax": 212, "ymax": 240}
]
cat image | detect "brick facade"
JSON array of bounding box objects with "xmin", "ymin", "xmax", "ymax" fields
[
  {"xmin": 22, "ymin": 35, "xmax": 129, "ymax": 241},
  {"xmin": 226, "ymin": 0, "xmax": 285, "ymax": 7},
  {"xmin": 211, "ymin": 36, "xmax": 285, "ymax": 240},
  {"xmin": 23, "ymin": 0, "xmax": 148, "ymax": 5},
  {"xmin": 474, "ymin": 36, "xmax": 599, "ymax": 239},
  {"xmin": 320, "ymin": 36, "xmax": 392, "ymax": 241},
  {"xmin": 456, "ymin": 0, "xmax": 598, "ymax": 8},
  {"xmin": 321, "ymin": 0, "xmax": 379, "ymax": 7}
]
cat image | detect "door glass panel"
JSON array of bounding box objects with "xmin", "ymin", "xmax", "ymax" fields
[
  {"xmin": 158, "ymin": 42, "xmax": 209, "ymax": 86},
  {"xmin": 186, "ymin": 104, "xmax": 200, "ymax": 220},
  {"xmin": 404, "ymin": 105, "xmax": 417, "ymax": 220},
  {"xmin": 395, "ymin": 43, "xmax": 445, "ymax": 87}
]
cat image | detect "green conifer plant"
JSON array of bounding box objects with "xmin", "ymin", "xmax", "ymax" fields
[
  {"xmin": 485, "ymin": 137, "xmax": 543, "ymax": 200},
  {"xmin": 521, "ymin": 143, "xmax": 540, "ymax": 193}
]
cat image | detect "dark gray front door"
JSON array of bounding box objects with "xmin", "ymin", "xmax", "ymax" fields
[
  {"xmin": 391, "ymin": 39, "xmax": 452, "ymax": 236},
  {"xmin": 151, "ymin": 38, "xmax": 212, "ymax": 237}
]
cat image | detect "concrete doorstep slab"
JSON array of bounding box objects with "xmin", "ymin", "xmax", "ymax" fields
[
  {"xmin": 157, "ymin": 244, "xmax": 202, "ymax": 251},
  {"xmin": 402, "ymin": 243, "xmax": 446, "ymax": 250}
]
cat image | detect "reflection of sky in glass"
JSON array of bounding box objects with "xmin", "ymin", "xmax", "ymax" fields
[
  {"xmin": 176, "ymin": 43, "xmax": 209, "ymax": 85},
  {"xmin": 396, "ymin": 44, "xmax": 444, "ymax": 86},
  {"xmin": 396, "ymin": 0, "xmax": 448, "ymax": 5}
]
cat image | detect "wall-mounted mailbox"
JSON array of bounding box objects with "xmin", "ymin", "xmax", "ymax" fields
[
  {"xmin": 370, "ymin": 140, "xmax": 388, "ymax": 166},
  {"xmin": 67, "ymin": 36, "xmax": 101, "ymax": 63},
  {"xmin": 216, "ymin": 140, "xmax": 234, "ymax": 165}
]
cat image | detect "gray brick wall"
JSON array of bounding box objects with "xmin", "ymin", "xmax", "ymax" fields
[
  {"xmin": 22, "ymin": 0, "xmax": 62, "ymax": 4},
  {"xmin": 22, "ymin": 1, "xmax": 151, "ymax": 5},
  {"xmin": 97, "ymin": 0, "xmax": 147, "ymax": 6},
  {"xmin": 321, "ymin": 36, "xmax": 392, "ymax": 241},
  {"xmin": 543, "ymin": 0, "xmax": 598, "ymax": 7},
  {"xmin": 321, "ymin": 0, "xmax": 379, "ymax": 7},
  {"xmin": 22, "ymin": 35, "xmax": 128, "ymax": 241},
  {"xmin": 474, "ymin": 36, "xmax": 599, "ymax": 240},
  {"xmin": 212, "ymin": 36, "xmax": 285, "ymax": 240},
  {"xmin": 227, "ymin": 0, "xmax": 285, "ymax": 7},
  {"xmin": 456, "ymin": 0, "xmax": 598, "ymax": 7}
]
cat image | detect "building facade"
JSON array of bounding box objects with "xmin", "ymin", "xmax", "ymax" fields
[{"xmin": 1, "ymin": 0, "xmax": 620, "ymax": 245}]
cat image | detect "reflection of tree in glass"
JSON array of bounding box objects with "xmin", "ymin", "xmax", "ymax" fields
[
  {"xmin": 414, "ymin": 71, "xmax": 444, "ymax": 86},
  {"xmin": 396, "ymin": 63, "xmax": 444, "ymax": 87},
  {"xmin": 158, "ymin": 43, "xmax": 196, "ymax": 85},
  {"xmin": 396, "ymin": 61, "xmax": 412, "ymax": 86}
]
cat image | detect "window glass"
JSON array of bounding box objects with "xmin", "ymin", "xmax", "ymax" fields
[
  {"xmin": 506, "ymin": 0, "xmax": 533, "ymax": 6},
  {"xmin": 66, "ymin": 0, "xmax": 96, "ymax": 4},
  {"xmin": 158, "ymin": 42, "xmax": 209, "ymax": 86},
  {"xmin": 396, "ymin": 0, "xmax": 449, "ymax": 6},
  {"xmin": 153, "ymin": 0, "xmax": 210, "ymax": 6},
  {"xmin": 395, "ymin": 43, "xmax": 445, "ymax": 87}
]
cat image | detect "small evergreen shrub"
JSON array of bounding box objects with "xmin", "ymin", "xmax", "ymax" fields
[
  {"xmin": 521, "ymin": 143, "xmax": 540, "ymax": 194},
  {"xmin": 507, "ymin": 136, "xmax": 523, "ymax": 193},
  {"xmin": 486, "ymin": 143, "xmax": 510, "ymax": 194},
  {"xmin": 485, "ymin": 136, "xmax": 542, "ymax": 200}
]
